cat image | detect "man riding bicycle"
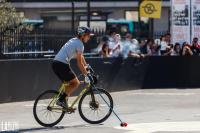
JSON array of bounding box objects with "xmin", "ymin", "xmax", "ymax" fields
[{"xmin": 52, "ymin": 26, "xmax": 94, "ymax": 109}]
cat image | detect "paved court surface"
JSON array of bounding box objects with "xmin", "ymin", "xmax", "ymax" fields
[{"xmin": 1, "ymin": 89, "xmax": 200, "ymax": 133}]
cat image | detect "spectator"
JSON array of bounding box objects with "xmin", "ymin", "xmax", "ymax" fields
[
  {"xmin": 92, "ymin": 36, "xmax": 108, "ymax": 54},
  {"xmin": 107, "ymin": 30, "xmax": 117, "ymax": 51},
  {"xmin": 151, "ymin": 43, "xmax": 160, "ymax": 56},
  {"xmin": 165, "ymin": 33, "xmax": 171, "ymax": 45},
  {"xmin": 154, "ymin": 39, "xmax": 161, "ymax": 46},
  {"xmin": 131, "ymin": 38, "xmax": 141, "ymax": 54},
  {"xmin": 191, "ymin": 37, "xmax": 200, "ymax": 55},
  {"xmin": 138, "ymin": 38, "xmax": 154, "ymax": 56},
  {"xmin": 171, "ymin": 43, "xmax": 181, "ymax": 56},
  {"xmin": 139, "ymin": 39, "xmax": 147, "ymax": 55},
  {"xmin": 122, "ymin": 33, "xmax": 133, "ymax": 58},
  {"xmin": 100, "ymin": 43, "xmax": 110, "ymax": 57},
  {"xmin": 160, "ymin": 35, "xmax": 172, "ymax": 56},
  {"xmin": 146, "ymin": 38, "xmax": 160, "ymax": 56},
  {"xmin": 111, "ymin": 34, "xmax": 123, "ymax": 57},
  {"xmin": 128, "ymin": 38, "xmax": 141, "ymax": 58},
  {"xmin": 181, "ymin": 42, "xmax": 193, "ymax": 56}
]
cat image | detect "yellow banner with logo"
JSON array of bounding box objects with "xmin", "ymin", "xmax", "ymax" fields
[{"xmin": 139, "ymin": 0, "xmax": 162, "ymax": 18}]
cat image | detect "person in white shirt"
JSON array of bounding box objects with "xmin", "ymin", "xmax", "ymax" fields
[
  {"xmin": 122, "ymin": 33, "xmax": 133, "ymax": 58},
  {"xmin": 128, "ymin": 38, "xmax": 141, "ymax": 58},
  {"xmin": 160, "ymin": 35, "xmax": 172, "ymax": 56},
  {"xmin": 111, "ymin": 34, "xmax": 122, "ymax": 57},
  {"xmin": 108, "ymin": 31, "xmax": 117, "ymax": 50}
]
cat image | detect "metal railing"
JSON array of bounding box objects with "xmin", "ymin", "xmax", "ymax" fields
[{"xmin": 0, "ymin": 28, "xmax": 73, "ymax": 59}]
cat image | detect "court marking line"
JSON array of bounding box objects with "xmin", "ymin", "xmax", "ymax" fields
[{"xmin": 114, "ymin": 121, "xmax": 200, "ymax": 133}]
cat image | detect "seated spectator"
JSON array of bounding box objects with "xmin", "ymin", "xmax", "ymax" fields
[
  {"xmin": 150, "ymin": 43, "xmax": 160, "ymax": 56},
  {"xmin": 100, "ymin": 43, "xmax": 110, "ymax": 57},
  {"xmin": 149, "ymin": 39, "xmax": 161, "ymax": 56},
  {"xmin": 171, "ymin": 43, "xmax": 181, "ymax": 56},
  {"xmin": 191, "ymin": 37, "xmax": 200, "ymax": 55},
  {"xmin": 92, "ymin": 36, "xmax": 109, "ymax": 54},
  {"xmin": 181, "ymin": 42, "xmax": 193, "ymax": 56}
]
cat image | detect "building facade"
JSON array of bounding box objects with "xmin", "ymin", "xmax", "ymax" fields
[{"xmin": 10, "ymin": 0, "xmax": 170, "ymax": 38}]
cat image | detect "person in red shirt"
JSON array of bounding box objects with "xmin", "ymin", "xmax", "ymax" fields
[{"xmin": 191, "ymin": 37, "xmax": 200, "ymax": 55}]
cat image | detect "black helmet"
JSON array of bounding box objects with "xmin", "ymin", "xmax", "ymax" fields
[{"xmin": 77, "ymin": 26, "xmax": 92, "ymax": 36}]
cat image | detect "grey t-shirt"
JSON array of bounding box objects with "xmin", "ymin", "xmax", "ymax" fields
[{"xmin": 54, "ymin": 38, "xmax": 84, "ymax": 64}]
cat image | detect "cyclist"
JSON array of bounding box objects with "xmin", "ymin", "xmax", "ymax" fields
[{"xmin": 52, "ymin": 26, "xmax": 94, "ymax": 109}]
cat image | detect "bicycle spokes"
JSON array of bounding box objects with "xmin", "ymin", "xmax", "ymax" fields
[
  {"xmin": 33, "ymin": 90, "xmax": 65, "ymax": 127},
  {"xmin": 78, "ymin": 88, "xmax": 113, "ymax": 124}
]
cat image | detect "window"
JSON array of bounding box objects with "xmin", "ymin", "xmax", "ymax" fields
[{"xmin": 125, "ymin": 11, "xmax": 149, "ymax": 38}]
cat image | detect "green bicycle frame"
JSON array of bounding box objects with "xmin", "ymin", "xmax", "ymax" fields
[{"xmin": 49, "ymin": 83, "xmax": 91, "ymax": 111}]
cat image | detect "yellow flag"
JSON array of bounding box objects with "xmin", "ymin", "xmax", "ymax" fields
[{"xmin": 140, "ymin": 0, "xmax": 162, "ymax": 18}]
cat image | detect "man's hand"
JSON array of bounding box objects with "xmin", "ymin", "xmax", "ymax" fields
[
  {"xmin": 85, "ymin": 73, "xmax": 94, "ymax": 84},
  {"xmin": 85, "ymin": 64, "xmax": 94, "ymax": 74},
  {"xmin": 85, "ymin": 64, "xmax": 90, "ymax": 72}
]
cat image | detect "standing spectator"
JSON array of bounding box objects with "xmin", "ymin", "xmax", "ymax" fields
[
  {"xmin": 131, "ymin": 38, "xmax": 141, "ymax": 54},
  {"xmin": 154, "ymin": 39, "xmax": 161, "ymax": 46},
  {"xmin": 165, "ymin": 33, "xmax": 171, "ymax": 45},
  {"xmin": 171, "ymin": 43, "xmax": 181, "ymax": 56},
  {"xmin": 107, "ymin": 30, "xmax": 117, "ymax": 51},
  {"xmin": 128, "ymin": 38, "xmax": 141, "ymax": 58},
  {"xmin": 181, "ymin": 42, "xmax": 193, "ymax": 56},
  {"xmin": 111, "ymin": 34, "xmax": 122, "ymax": 57},
  {"xmin": 160, "ymin": 35, "xmax": 172, "ymax": 56},
  {"xmin": 139, "ymin": 39, "xmax": 147, "ymax": 55},
  {"xmin": 122, "ymin": 33, "xmax": 133, "ymax": 58},
  {"xmin": 160, "ymin": 35, "xmax": 167, "ymax": 55},
  {"xmin": 191, "ymin": 37, "xmax": 200, "ymax": 55}
]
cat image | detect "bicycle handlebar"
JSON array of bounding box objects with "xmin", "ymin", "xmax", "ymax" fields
[
  {"xmin": 85, "ymin": 64, "xmax": 98, "ymax": 85},
  {"xmin": 87, "ymin": 64, "xmax": 95, "ymax": 74}
]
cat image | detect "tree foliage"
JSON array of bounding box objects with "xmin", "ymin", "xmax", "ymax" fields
[{"xmin": 0, "ymin": 0, "xmax": 25, "ymax": 29}]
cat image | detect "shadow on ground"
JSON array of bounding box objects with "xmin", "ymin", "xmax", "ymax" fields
[{"xmin": 12, "ymin": 124, "xmax": 104, "ymax": 133}]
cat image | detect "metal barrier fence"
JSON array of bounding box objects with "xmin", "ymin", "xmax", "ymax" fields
[
  {"xmin": 0, "ymin": 28, "xmax": 73, "ymax": 58},
  {"xmin": 0, "ymin": 28, "xmax": 103, "ymax": 59}
]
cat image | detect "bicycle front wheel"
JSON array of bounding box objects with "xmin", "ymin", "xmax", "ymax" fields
[
  {"xmin": 78, "ymin": 87, "xmax": 113, "ymax": 124},
  {"xmin": 33, "ymin": 90, "xmax": 65, "ymax": 127}
]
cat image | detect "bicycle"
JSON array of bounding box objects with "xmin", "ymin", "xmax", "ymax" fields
[{"xmin": 33, "ymin": 66, "xmax": 114, "ymax": 127}]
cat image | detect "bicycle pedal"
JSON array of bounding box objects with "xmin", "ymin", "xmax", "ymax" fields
[{"xmin": 67, "ymin": 107, "xmax": 76, "ymax": 113}]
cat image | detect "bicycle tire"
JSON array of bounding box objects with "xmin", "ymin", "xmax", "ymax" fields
[
  {"xmin": 78, "ymin": 87, "xmax": 113, "ymax": 124},
  {"xmin": 33, "ymin": 90, "xmax": 65, "ymax": 127}
]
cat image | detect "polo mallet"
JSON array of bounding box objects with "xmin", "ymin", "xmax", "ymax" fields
[
  {"xmin": 93, "ymin": 86, "xmax": 128, "ymax": 127},
  {"xmin": 87, "ymin": 65, "xmax": 127, "ymax": 127}
]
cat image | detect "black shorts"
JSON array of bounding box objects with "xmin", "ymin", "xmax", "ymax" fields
[{"xmin": 52, "ymin": 60, "xmax": 76, "ymax": 82}]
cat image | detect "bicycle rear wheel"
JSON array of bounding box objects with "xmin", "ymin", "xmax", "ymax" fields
[
  {"xmin": 33, "ymin": 90, "xmax": 65, "ymax": 127},
  {"xmin": 78, "ymin": 87, "xmax": 113, "ymax": 124}
]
